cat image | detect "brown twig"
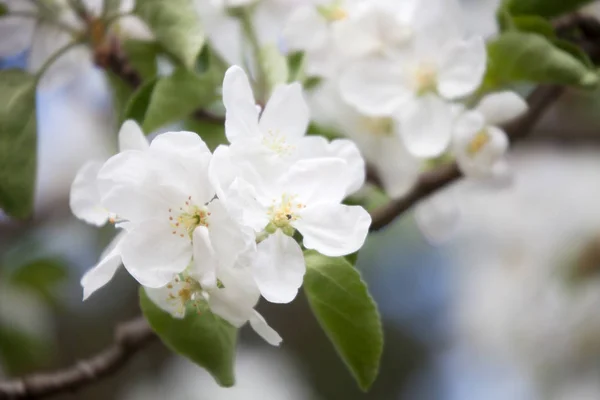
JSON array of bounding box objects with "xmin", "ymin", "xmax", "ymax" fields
[{"xmin": 0, "ymin": 318, "xmax": 157, "ymax": 400}]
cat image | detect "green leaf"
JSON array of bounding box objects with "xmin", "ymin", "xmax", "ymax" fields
[
  {"xmin": 504, "ymin": 0, "xmax": 595, "ymax": 18},
  {"xmin": 0, "ymin": 3, "xmax": 8, "ymax": 16},
  {"xmin": 485, "ymin": 32, "xmax": 598, "ymax": 89},
  {"xmin": 183, "ymin": 118, "xmax": 227, "ymax": 151},
  {"xmin": 105, "ymin": 71, "xmax": 134, "ymax": 121},
  {"xmin": 135, "ymin": 0, "xmax": 204, "ymax": 69},
  {"xmin": 287, "ymin": 51, "xmax": 305, "ymax": 82},
  {"xmin": 0, "ymin": 70, "xmax": 37, "ymax": 219},
  {"xmin": 0, "ymin": 326, "xmax": 51, "ymax": 374},
  {"xmin": 141, "ymin": 69, "xmax": 219, "ymax": 133},
  {"xmin": 121, "ymin": 40, "xmax": 161, "ymax": 81},
  {"xmin": 10, "ymin": 259, "xmax": 68, "ymax": 305},
  {"xmin": 139, "ymin": 288, "xmax": 237, "ymax": 386},
  {"xmin": 303, "ymin": 251, "xmax": 383, "ymax": 391},
  {"xmin": 552, "ymin": 38, "xmax": 595, "ymax": 68},
  {"xmin": 259, "ymin": 44, "xmax": 289, "ymax": 94},
  {"xmin": 122, "ymin": 78, "xmax": 158, "ymax": 126},
  {"xmin": 511, "ymin": 15, "xmax": 556, "ymax": 38}
]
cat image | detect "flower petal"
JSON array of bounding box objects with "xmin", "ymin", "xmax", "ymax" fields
[
  {"xmin": 249, "ymin": 311, "xmax": 282, "ymax": 346},
  {"xmin": 259, "ymin": 82, "xmax": 310, "ymax": 140},
  {"xmin": 118, "ymin": 120, "xmax": 149, "ymax": 151},
  {"xmin": 70, "ymin": 161, "xmax": 109, "ymax": 226},
  {"xmin": 295, "ymin": 203, "xmax": 371, "ymax": 257},
  {"xmin": 81, "ymin": 231, "xmax": 125, "ymax": 300},
  {"xmin": 222, "ymin": 65, "xmax": 260, "ymax": 142},
  {"xmin": 282, "ymin": 158, "xmax": 350, "ymax": 205},
  {"xmin": 475, "ymin": 91, "xmax": 528, "ymax": 126},
  {"xmin": 208, "ymin": 267, "xmax": 260, "ymax": 327},
  {"xmin": 371, "ymin": 135, "xmax": 421, "ymax": 199},
  {"xmin": 339, "ymin": 58, "xmax": 412, "ymax": 116},
  {"xmin": 437, "ymin": 36, "xmax": 487, "ymax": 99},
  {"xmin": 143, "ymin": 277, "xmax": 190, "ymax": 319},
  {"xmin": 398, "ymin": 94, "xmax": 453, "ymax": 158},
  {"xmin": 283, "ymin": 6, "xmax": 328, "ymax": 51},
  {"xmin": 190, "ymin": 226, "xmax": 218, "ymax": 289},
  {"xmin": 253, "ymin": 230, "xmax": 305, "ymax": 304},
  {"xmin": 120, "ymin": 220, "xmax": 192, "ymax": 288}
]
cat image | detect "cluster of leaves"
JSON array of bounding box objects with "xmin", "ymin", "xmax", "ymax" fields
[{"xmin": 484, "ymin": 0, "xmax": 599, "ymax": 91}]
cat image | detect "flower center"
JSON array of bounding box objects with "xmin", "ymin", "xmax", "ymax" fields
[
  {"xmin": 168, "ymin": 196, "xmax": 210, "ymax": 239},
  {"xmin": 466, "ymin": 130, "xmax": 491, "ymax": 156},
  {"xmin": 262, "ymin": 130, "xmax": 295, "ymax": 156},
  {"xmin": 318, "ymin": 1, "xmax": 348, "ymax": 22},
  {"xmin": 359, "ymin": 117, "xmax": 394, "ymax": 136},
  {"xmin": 266, "ymin": 194, "xmax": 305, "ymax": 235},
  {"xmin": 413, "ymin": 64, "xmax": 438, "ymax": 95}
]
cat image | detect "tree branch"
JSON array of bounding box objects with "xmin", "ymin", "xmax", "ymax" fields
[
  {"xmin": 0, "ymin": 317, "xmax": 156, "ymax": 400},
  {"xmin": 369, "ymin": 85, "xmax": 564, "ymax": 231}
]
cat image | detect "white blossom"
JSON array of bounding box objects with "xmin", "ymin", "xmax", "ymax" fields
[
  {"xmin": 453, "ymin": 91, "xmax": 527, "ymax": 179},
  {"xmin": 339, "ymin": 0, "xmax": 486, "ymax": 158}
]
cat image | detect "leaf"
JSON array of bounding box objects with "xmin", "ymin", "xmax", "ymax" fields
[
  {"xmin": 552, "ymin": 38, "xmax": 595, "ymax": 68},
  {"xmin": 0, "ymin": 3, "xmax": 7, "ymax": 16},
  {"xmin": 141, "ymin": 69, "xmax": 219, "ymax": 133},
  {"xmin": 122, "ymin": 78, "xmax": 158, "ymax": 125},
  {"xmin": 259, "ymin": 44, "xmax": 289, "ymax": 94},
  {"xmin": 485, "ymin": 32, "xmax": 598, "ymax": 89},
  {"xmin": 135, "ymin": 0, "xmax": 204, "ymax": 69},
  {"xmin": 303, "ymin": 251, "xmax": 383, "ymax": 391},
  {"xmin": 10, "ymin": 259, "xmax": 68, "ymax": 305},
  {"xmin": 287, "ymin": 51, "xmax": 305, "ymax": 82},
  {"xmin": 105, "ymin": 71, "xmax": 134, "ymax": 121},
  {"xmin": 0, "ymin": 326, "xmax": 51, "ymax": 374},
  {"xmin": 121, "ymin": 40, "xmax": 161, "ymax": 81},
  {"xmin": 0, "ymin": 70, "xmax": 37, "ymax": 219},
  {"xmin": 511, "ymin": 15, "xmax": 556, "ymax": 38},
  {"xmin": 139, "ymin": 288, "xmax": 237, "ymax": 386},
  {"xmin": 504, "ymin": 0, "xmax": 595, "ymax": 18},
  {"xmin": 183, "ymin": 118, "xmax": 227, "ymax": 151}
]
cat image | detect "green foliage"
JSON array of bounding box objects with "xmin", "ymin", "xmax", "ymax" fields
[
  {"xmin": 106, "ymin": 70, "xmax": 134, "ymax": 121},
  {"xmin": 10, "ymin": 259, "xmax": 68, "ymax": 306},
  {"xmin": 0, "ymin": 327, "xmax": 51, "ymax": 375},
  {"xmin": 124, "ymin": 69, "xmax": 219, "ymax": 133},
  {"xmin": 484, "ymin": 32, "xmax": 598, "ymax": 89},
  {"xmin": 510, "ymin": 15, "xmax": 555, "ymax": 38},
  {"xmin": 135, "ymin": 0, "xmax": 205, "ymax": 69},
  {"xmin": 0, "ymin": 70, "xmax": 37, "ymax": 219},
  {"xmin": 303, "ymin": 251, "xmax": 383, "ymax": 391},
  {"xmin": 259, "ymin": 44, "xmax": 289, "ymax": 93},
  {"xmin": 0, "ymin": 3, "xmax": 7, "ymax": 16},
  {"xmin": 504, "ymin": 0, "xmax": 595, "ymax": 18},
  {"xmin": 287, "ymin": 51, "xmax": 305, "ymax": 82},
  {"xmin": 183, "ymin": 118, "xmax": 227, "ymax": 151},
  {"xmin": 121, "ymin": 40, "xmax": 161, "ymax": 81},
  {"xmin": 139, "ymin": 288, "xmax": 237, "ymax": 387}
]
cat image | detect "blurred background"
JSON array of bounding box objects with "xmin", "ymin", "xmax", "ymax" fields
[{"xmin": 4, "ymin": 0, "xmax": 600, "ymax": 399}]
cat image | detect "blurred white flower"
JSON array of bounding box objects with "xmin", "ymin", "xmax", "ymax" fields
[{"xmin": 453, "ymin": 91, "xmax": 527, "ymax": 179}]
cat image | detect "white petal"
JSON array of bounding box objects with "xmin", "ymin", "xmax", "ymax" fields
[
  {"xmin": 296, "ymin": 136, "xmax": 366, "ymax": 196},
  {"xmin": 475, "ymin": 91, "xmax": 528, "ymax": 126},
  {"xmin": 81, "ymin": 231, "xmax": 125, "ymax": 300},
  {"xmin": 143, "ymin": 278, "xmax": 190, "ymax": 319},
  {"xmin": 339, "ymin": 58, "xmax": 412, "ymax": 116},
  {"xmin": 283, "ymin": 6, "xmax": 328, "ymax": 51},
  {"xmin": 398, "ymin": 94, "xmax": 453, "ymax": 158},
  {"xmin": 225, "ymin": 177, "xmax": 271, "ymax": 232},
  {"xmin": 70, "ymin": 161, "xmax": 109, "ymax": 226},
  {"xmin": 253, "ymin": 230, "xmax": 305, "ymax": 304},
  {"xmin": 249, "ymin": 311, "xmax": 282, "ymax": 346},
  {"xmin": 120, "ymin": 220, "xmax": 193, "ymax": 288},
  {"xmin": 0, "ymin": 17, "xmax": 35, "ymax": 57},
  {"xmin": 437, "ymin": 36, "xmax": 487, "ymax": 99},
  {"xmin": 259, "ymin": 83, "xmax": 309, "ymax": 140},
  {"xmin": 206, "ymin": 199, "xmax": 257, "ymax": 270},
  {"xmin": 295, "ymin": 203, "xmax": 371, "ymax": 257},
  {"xmin": 282, "ymin": 158, "xmax": 350, "ymax": 206},
  {"xmin": 222, "ymin": 65, "xmax": 261, "ymax": 143},
  {"xmin": 455, "ymin": 125, "xmax": 509, "ymax": 178},
  {"xmin": 190, "ymin": 226, "xmax": 218, "ymax": 289},
  {"xmin": 208, "ymin": 267, "xmax": 260, "ymax": 327},
  {"xmin": 371, "ymin": 135, "xmax": 420, "ymax": 199},
  {"xmin": 414, "ymin": 190, "xmax": 460, "ymax": 244},
  {"xmin": 118, "ymin": 120, "xmax": 149, "ymax": 151},
  {"xmin": 332, "ymin": 8, "xmax": 383, "ymax": 59},
  {"xmin": 452, "ymin": 110, "xmax": 486, "ymax": 145}
]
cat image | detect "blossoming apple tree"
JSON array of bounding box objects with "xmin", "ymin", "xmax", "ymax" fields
[{"xmin": 1, "ymin": 0, "xmax": 600, "ymax": 397}]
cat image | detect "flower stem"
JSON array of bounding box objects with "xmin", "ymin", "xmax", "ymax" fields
[
  {"xmin": 238, "ymin": 10, "xmax": 268, "ymax": 104},
  {"xmin": 34, "ymin": 40, "xmax": 84, "ymax": 84}
]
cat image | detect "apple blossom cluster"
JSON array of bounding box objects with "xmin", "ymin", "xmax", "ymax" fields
[
  {"xmin": 69, "ymin": 65, "xmax": 371, "ymax": 345},
  {"xmin": 277, "ymin": 0, "xmax": 529, "ymax": 239}
]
